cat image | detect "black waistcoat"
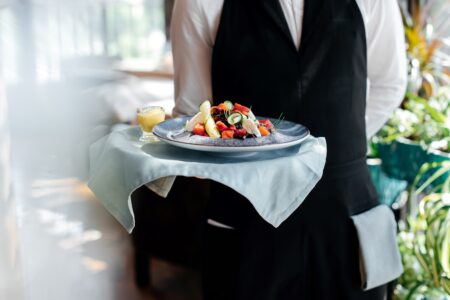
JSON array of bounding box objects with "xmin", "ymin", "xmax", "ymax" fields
[{"xmin": 211, "ymin": 0, "xmax": 367, "ymax": 165}]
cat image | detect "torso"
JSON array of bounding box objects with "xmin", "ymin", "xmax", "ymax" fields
[
  {"xmin": 211, "ymin": 0, "xmax": 368, "ymax": 165},
  {"xmin": 205, "ymin": 3, "xmax": 384, "ymax": 298}
]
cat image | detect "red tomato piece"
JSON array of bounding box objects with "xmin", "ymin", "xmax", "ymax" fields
[
  {"xmin": 229, "ymin": 125, "xmax": 236, "ymax": 131},
  {"xmin": 221, "ymin": 130, "xmax": 235, "ymax": 139},
  {"xmin": 233, "ymin": 103, "xmax": 250, "ymax": 115},
  {"xmin": 234, "ymin": 128, "xmax": 247, "ymax": 138},
  {"xmin": 216, "ymin": 121, "xmax": 228, "ymax": 132},
  {"xmin": 193, "ymin": 123, "xmax": 206, "ymax": 136},
  {"xmin": 259, "ymin": 119, "xmax": 274, "ymax": 130}
]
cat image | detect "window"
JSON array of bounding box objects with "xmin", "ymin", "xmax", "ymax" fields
[{"xmin": 0, "ymin": 0, "xmax": 166, "ymax": 84}]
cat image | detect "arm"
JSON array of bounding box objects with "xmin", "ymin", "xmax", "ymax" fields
[
  {"xmin": 171, "ymin": 0, "xmax": 214, "ymax": 117},
  {"xmin": 365, "ymin": 0, "xmax": 407, "ymax": 138}
]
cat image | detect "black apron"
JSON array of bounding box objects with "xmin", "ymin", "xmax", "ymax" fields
[{"xmin": 203, "ymin": 0, "xmax": 385, "ymax": 298}]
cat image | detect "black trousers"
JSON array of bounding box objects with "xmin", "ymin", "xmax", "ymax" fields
[{"xmin": 202, "ymin": 162, "xmax": 387, "ymax": 300}]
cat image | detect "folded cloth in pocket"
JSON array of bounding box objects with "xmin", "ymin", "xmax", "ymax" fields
[{"xmin": 351, "ymin": 205, "xmax": 403, "ymax": 291}]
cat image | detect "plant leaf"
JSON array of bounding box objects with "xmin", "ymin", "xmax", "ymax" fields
[
  {"xmin": 414, "ymin": 239, "xmax": 433, "ymax": 279},
  {"xmin": 407, "ymin": 92, "xmax": 447, "ymax": 123},
  {"xmin": 442, "ymin": 224, "xmax": 450, "ymax": 275},
  {"xmin": 443, "ymin": 173, "xmax": 450, "ymax": 194},
  {"xmin": 405, "ymin": 281, "xmax": 425, "ymax": 300},
  {"xmin": 441, "ymin": 276, "xmax": 450, "ymax": 295},
  {"xmin": 415, "ymin": 164, "xmax": 450, "ymax": 195}
]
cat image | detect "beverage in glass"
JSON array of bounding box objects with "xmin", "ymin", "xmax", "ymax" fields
[{"xmin": 137, "ymin": 106, "xmax": 165, "ymax": 142}]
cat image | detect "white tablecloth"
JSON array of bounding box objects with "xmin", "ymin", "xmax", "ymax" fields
[{"xmin": 88, "ymin": 126, "xmax": 327, "ymax": 233}]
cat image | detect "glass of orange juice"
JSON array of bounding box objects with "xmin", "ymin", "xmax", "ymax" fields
[{"xmin": 137, "ymin": 106, "xmax": 165, "ymax": 142}]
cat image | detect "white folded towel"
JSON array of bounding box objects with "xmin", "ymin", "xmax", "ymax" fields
[{"xmin": 88, "ymin": 126, "xmax": 327, "ymax": 233}]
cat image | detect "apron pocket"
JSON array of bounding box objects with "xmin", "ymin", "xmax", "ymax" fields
[{"xmin": 350, "ymin": 205, "xmax": 403, "ymax": 291}]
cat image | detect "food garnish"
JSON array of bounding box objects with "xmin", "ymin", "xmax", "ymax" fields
[{"xmin": 185, "ymin": 100, "xmax": 274, "ymax": 139}]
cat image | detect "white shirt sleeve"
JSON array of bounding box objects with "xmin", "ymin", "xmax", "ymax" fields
[
  {"xmin": 364, "ymin": 0, "xmax": 407, "ymax": 138},
  {"xmin": 171, "ymin": 0, "xmax": 216, "ymax": 117}
]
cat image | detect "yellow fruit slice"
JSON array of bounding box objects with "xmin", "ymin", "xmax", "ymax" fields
[
  {"xmin": 199, "ymin": 100, "xmax": 212, "ymax": 123},
  {"xmin": 204, "ymin": 116, "xmax": 220, "ymax": 138}
]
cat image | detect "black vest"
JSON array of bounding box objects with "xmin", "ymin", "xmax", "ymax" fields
[{"xmin": 211, "ymin": 0, "xmax": 367, "ymax": 165}]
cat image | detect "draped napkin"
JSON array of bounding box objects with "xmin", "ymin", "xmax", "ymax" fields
[{"xmin": 88, "ymin": 126, "xmax": 327, "ymax": 233}]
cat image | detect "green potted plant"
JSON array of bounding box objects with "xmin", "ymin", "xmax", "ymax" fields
[
  {"xmin": 371, "ymin": 0, "xmax": 450, "ymax": 183},
  {"xmin": 375, "ymin": 89, "xmax": 450, "ymax": 182},
  {"xmin": 394, "ymin": 161, "xmax": 450, "ymax": 299}
]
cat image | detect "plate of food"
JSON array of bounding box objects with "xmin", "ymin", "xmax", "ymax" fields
[{"xmin": 152, "ymin": 100, "xmax": 310, "ymax": 153}]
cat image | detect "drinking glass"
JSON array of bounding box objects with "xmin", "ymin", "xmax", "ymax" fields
[{"xmin": 137, "ymin": 106, "xmax": 165, "ymax": 142}]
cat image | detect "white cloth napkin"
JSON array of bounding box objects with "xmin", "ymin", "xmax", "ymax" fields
[
  {"xmin": 88, "ymin": 126, "xmax": 327, "ymax": 233},
  {"xmin": 351, "ymin": 205, "xmax": 404, "ymax": 290}
]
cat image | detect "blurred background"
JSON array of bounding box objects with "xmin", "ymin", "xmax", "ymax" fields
[
  {"xmin": 0, "ymin": 0, "xmax": 449, "ymax": 299},
  {"xmin": 0, "ymin": 1, "xmax": 202, "ymax": 300}
]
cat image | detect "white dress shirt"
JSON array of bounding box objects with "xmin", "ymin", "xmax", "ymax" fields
[{"xmin": 171, "ymin": 0, "xmax": 407, "ymax": 138}]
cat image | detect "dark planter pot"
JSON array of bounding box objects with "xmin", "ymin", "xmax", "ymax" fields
[
  {"xmin": 367, "ymin": 158, "xmax": 408, "ymax": 221},
  {"xmin": 376, "ymin": 139, "xmax": 450, "ymax": 184},
  {"xmin": 427, "ymin": 149, "xmax": 450, "ymax": 186},
  {"xmin": 428, "ymin": 149, "xmax": 450, "ymax": 163},
  {"xmin": 376, "ymin": 139, "xmax": 428, "ymax": 183}
]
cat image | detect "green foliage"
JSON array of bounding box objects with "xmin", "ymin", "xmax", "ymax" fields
[
  {"xmin": 376, "ymin": 88, "xmax": 450, "ymax": 153},
  {"xmin": 375, "ymin": 1, "xmax": 450, "ymax": 298},
  {"xmin": 375, "ymin": 0, "xmax": 450, "ymax": 154},
  {"xmin": 395, "ymin": 161, "xmax": 450, "ymax": 299}
]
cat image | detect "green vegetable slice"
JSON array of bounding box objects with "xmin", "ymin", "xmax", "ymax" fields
[
  {"xmin": 227, "ymin": 112, "xmax": 242, "ymax": 125},
  {"xmin": 223, "ymin": 101, "xmax": 234, "ymax": 111}
]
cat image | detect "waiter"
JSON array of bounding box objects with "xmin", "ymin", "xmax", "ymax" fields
[{"xmin": 171, "ymin": 0, "xmax": 407, "ymax": 299}]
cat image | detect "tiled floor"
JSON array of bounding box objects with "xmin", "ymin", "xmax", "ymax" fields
[{"xmin": 0, "ymin": 82, "xmax": 201, "ymax": 300}]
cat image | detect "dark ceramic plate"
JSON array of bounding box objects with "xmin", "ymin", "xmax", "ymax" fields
[{"xmin": 153, "ymin": 116, "xmax": 310, "ymax": 153}]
